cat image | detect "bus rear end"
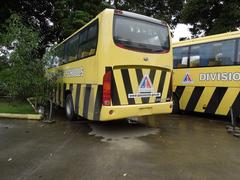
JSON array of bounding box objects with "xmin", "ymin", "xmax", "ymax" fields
[{"xmin": 98, "ymin": 10, "xmax": 173, "ymax": 121}]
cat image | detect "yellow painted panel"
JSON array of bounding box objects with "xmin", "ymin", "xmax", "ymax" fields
[
  {"xmin": 56, "ymin": 84, "xmax": 59, "ymax": 105},
  {"xmin": 142, "ymin": 68, "xmax": 150, "ymax": 76},
  {"xmin": 179, "ymin": 86, "xmax": 194, "ymax": 110},
  {"xmin": 215, "ymin": 88, "xmax": 240, "ymax": 115},
  {"xmin": 60, "ymin": 83, "xmax": 64, "ymax": 106},
  {"xmin": 194, "ymin": 87, "xmax": 215, "ymax": 113},
  {"xmin": 88, "ymin": 85, "xmax": 97, "ymax": 120},
  {"xmin": 114, "ymin": 69, "xmax": 128, "ymax": 105},
  {"xmin": 78, "ymin": 85, "xmax": 85, "ymax": 116},
  {"xmin": 66, "ymin": 83, "xmax": 70, "ymax": 90},
  {"xmin": 128, "ymin": 68, "xmax": 142, "ymax": 104},
  {"xmin": 72, "ymin": 84, "xmax": 77, "ymax": 111},
  {"xmin": 161, "ymin": 71, "xmax": 171, "ymax": 102},
  {"xmin": 173, "ymin": 64, "xmax": 240, "ymax": 88},
  {"xmin": 149, "ymin": 70, "xmax": 161, "ymax": 103}
]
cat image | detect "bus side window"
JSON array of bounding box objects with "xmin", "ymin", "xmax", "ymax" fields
[
  {"xmin": 237, "ymin": 39, "xmax": 240, "ymax": 65},
  {"xmin": 78, "ymin": 29, "xmax": 88, "ymax": 58},
  {"xmin": 204, "ymin": 42, "xmax": 221, "ymax": 66},
  {"xmin": 61, "ymin": 43, "xmax": 68, "ymax": 64},
  {"xmin": 206, "ymin": 40, "xmax": 235, "ymax": 66},
  {"xmin": 54, "ymin": 44, "xmax": 64, "ymax": 66},
  {"xmin": 199, "ymin": 44, "xmax": 208, "ymax": 67},
  {"xmin": 65, "ymin": 34, "xmax": 79, "ymax": 62},
  {"xmin": 189, "ymin": 45, "xmax": 200, "ymax": 67},
  {"xmin": 78, "ymin": 21, "xmax": 98, "ymax": 59},
  {"xmin": 173, "ymin": 47, "xmax": 189, "ymax": 68},
  {"xmin": 85, "ymin": 23, "xmax": 98, "ymax": 56},
  {"xmin": 221, "ymin": 39, "xmax": 236, "ymax": 65}
]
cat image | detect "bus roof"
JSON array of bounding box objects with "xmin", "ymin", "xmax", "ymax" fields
[{"xmin": 173, "ymin": 30, "xmax": 240, "ymax": 48}]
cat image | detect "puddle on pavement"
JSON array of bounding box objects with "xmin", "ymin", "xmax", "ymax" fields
[{"xmin": 88, "ymin": 118, "xmax": 159, "ymax": 142}]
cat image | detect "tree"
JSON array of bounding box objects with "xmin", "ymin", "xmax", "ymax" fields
[
  {"xmin": 0, "ymin": 1, "xmax": 56, "ymax": 57},
  {"xmin": 119, "ymin": 0, "xmax": 184, "ymax": 28},
  {"xmin": 0, "ymin": 56, "xmax": 9, "ymax": 96},
  {"xmin": 0, "ymin": 0, "xmax": 111, "ymax": 54},
  {"xmin": 0, "ymin": 14, "xmax": 48, "ymax": 100},
  {"xmin": 51, "ymin": 0, "xmax": 110, "ymax": 40},
  {"xmin": 181, "ymin": 0, "xmax": 240, "ymax": 36},
  {"xmin": 1, "ymin": 0, "xmax": 185, "ymax": 48}
]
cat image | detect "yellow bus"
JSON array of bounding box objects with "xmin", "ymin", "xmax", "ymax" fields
[
  {"xmin": 172, "ymin": 31, "xmax": 240, "ymax": 117},
  {"xmin": 48, "ymin": 9, "xmax": 173, "ymax": 121}
]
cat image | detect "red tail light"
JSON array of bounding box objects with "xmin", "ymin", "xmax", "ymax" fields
[{"xmin": 103, "ymin": 71, "xmax": 112, "ymax": 106}]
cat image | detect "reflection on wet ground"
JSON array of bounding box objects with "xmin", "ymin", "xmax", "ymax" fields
[
  {"xmin": 1, "ymin": 109, "xmax": 240, "ymax": 180},
  {"xmin": 87, "ymin": 113, "xmax": 233, "ymax": 143},
  {"xmin": 88, "ymin": 120, "xmax": 159, "ymax": 142}
]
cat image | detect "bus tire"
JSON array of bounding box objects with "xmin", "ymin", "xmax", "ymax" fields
[
  {"xmin": 65, "ymin": 94, "xmax": 76, "ymax": 121},
  {"xmin": 172, "ymin": 94, "xmax": 180, "ymax": 114}
]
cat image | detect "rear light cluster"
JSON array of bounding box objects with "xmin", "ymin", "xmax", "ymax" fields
[{"xmin": 102, "ymin": 71, "xmax": 112, "ymax": 106}]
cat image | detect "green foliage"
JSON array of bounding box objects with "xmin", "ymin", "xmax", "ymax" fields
[
  {"xmin": 0, "ymin": 0, "xmax": 185, "ymax": 47},
  {"xmin": 0, "ymin": 98, "xmax": 36, "ymax": 114},
  {"xmin": 0, "ymin": 1, "xmax": 55, "ymax": 58},
  {"xmin": 0, "ymin": 14, "xmax": 55, "ymax": 101},
  {"xmin": 119, "ymin": 0, "xmax": 184, "ymax": 28},
  {"xmin": 0, "ymin": 57, "xmax": 10, "ymax": 96},
  {"xmin": 181, "ymin": 0, "xmax": 240, "ymax": 36},
  {"xmin": 1, "ymin": 0, "xmax": 239, "ymax": 43},
  {"xmin": 52, "ymin": 0, "xmax": 109, "ymax": 39}
]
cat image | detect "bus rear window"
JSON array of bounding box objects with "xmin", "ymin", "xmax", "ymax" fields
[{"xmin": 113, "ymin": 15, "xmax": 170, "ymax": 53}]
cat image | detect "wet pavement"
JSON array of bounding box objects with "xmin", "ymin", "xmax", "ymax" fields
[{"xmin": 0, "ymin": 110, "xmax": 240, "ymax": 180}]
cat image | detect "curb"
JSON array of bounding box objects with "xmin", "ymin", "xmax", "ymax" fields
[{"xmin": 0, "ymin": 113, "xmax": 42, "ymax": 120}]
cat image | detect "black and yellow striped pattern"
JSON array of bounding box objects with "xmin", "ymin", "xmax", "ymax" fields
[
  {"xmin": 54, "ymin": 66, "xmax": 172, "ymax": 121},
  {"xmin": 175, "ymin": 86, "xmax": 240, "ymax": 116},
  {"xmin": 54, "ymin": 83, "xmax": 103, "ymax": 120},
  {"xmin": 110, "ymin": 67, "xmax": 172, "ymax": 106}
]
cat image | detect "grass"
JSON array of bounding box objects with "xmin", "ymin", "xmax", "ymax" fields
[{"xmin": 0, "ymin": 98, "xmax": 36, "ymax": 114}]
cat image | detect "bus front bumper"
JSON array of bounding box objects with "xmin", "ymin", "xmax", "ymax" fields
[{"xmin": 99, "ymin": 102, "xmax": 173, "ymax": 121}]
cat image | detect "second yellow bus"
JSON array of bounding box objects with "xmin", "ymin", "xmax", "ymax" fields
[{"xmin": 172, "ymin": 31, "xmax": 240, "ymax": 117}]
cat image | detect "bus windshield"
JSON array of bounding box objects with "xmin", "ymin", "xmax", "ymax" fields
[{"xmin": 113, "ymin": 15, "xmax": 170, "ymax": 53}]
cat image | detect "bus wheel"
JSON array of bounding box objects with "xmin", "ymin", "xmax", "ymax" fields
[
  {"xmin": 65, "ymin": 94, "xmax": 76, "ymax": 121},
  {"xmin": 172, "ymin": 94, "xmax": 180, "ymax": 114}
]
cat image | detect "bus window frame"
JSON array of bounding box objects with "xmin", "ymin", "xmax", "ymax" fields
[
  {"xmin": 234, "ymin": 38, "xmax": 239, "ymax": 65},
  {"xmin": 48, "ymin": 19, "xmax": 99, "ymax": 69},
  {"xmin": 173, "ymin": 38, "xmax": 240, "ymax": 69},
  {"xmin": 64, "ymin": 33, "xmax": 79, "ymax": 63},
  {"xmin": 77, "ymin": 21, "xmax": 99, "ymax": 59},
  {"xmin": 173, "ymin": 46, "xmax": 189, "ymax": 68}
]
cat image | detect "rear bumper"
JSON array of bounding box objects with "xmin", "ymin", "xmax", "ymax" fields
[{"xmin": 99, "ymin": 102, "xmax": 173, "ymax": 121}]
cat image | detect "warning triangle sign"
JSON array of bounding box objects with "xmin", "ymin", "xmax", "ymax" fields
[
  {"xmin": 139, "ymin": 75, "xmax": 153, "ymax": 92},
  {"xmin": 183, "ymin": 72, "xmax": 193, "ymax": 83}
]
